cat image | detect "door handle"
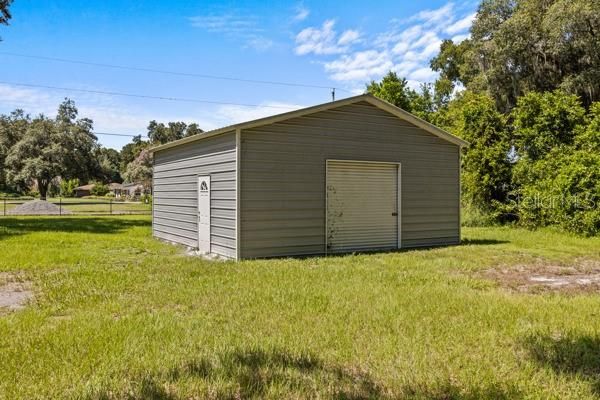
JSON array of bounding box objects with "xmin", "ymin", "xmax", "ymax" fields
[{"xmin": 392, "ymin": 212, "xmax": 398, "ymax": 216}]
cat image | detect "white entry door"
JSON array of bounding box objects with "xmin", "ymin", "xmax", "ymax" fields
[
  {"xmin": 326, "ymin": 160, "xmax": 400, "ymax": 253},
  {"xmin": 197, "ymin": 176, "xmax": 211, "ymax": 253}
]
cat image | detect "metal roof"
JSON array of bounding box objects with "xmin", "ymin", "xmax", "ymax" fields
[{"xmin": 149, "ymin": 93, "xmax": 469, "ymax": 153}]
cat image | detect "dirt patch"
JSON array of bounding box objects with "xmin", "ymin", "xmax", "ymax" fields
[
  {"xmin": 480, "ymin": 259, "xmax": 600, "ymax": 294},
  {"xmin": 0, "ymin": 272, "xmax": 33, "ymax": 312}
]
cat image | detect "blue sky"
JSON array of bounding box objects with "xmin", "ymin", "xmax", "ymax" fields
[{"xmin": 0, "ymin": 0, "xmax": 477, "ymax": 149}]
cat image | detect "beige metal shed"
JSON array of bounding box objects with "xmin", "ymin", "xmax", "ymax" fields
[{"xmin": 150, "ymin": 94, "xmax": 468, "ymax": 259}]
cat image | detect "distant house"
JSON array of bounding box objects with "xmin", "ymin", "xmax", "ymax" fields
[
  {"xmin": 108, "ymin": 182, "xmax": 125, "ymax": 198},
  {"xmin": 74, "ymin": 184, "xmax": 95, "ymax": 197},
  {"xmin": 122, "ymin": 182, "xmax": 146, "ymax": 198},
  {"xmin": 74, "ymin": 182, "xmax": 124, "ymax": 197}
]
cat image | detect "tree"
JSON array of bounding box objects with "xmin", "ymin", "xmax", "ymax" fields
[
  {"xmin": 438, "ymin": 91, "xmax": 512, "ymax": 216},
  {"xmin": 366, "ymin": 72, "xmax": 415, "ymax": 111},
  {"xmin": 5, "ymin": 117, "xmax": 65, "ymax": 200},
  {"xmin": 55, "ymin": 99, "xmax": 101, "ymax": 182},
  {"xmin": 120, "ymin": 135, "xmax": 149, "ymax": 172},
  {"xmin": 96, "ymin": 147, "xmax": 122, "ymax": 183},
  {"xmin": 4, "ymin": 99, "xmax": 101, "ymax": 200},
  {"xmin": 512, "ymin": 90, "xmax": 586, "ymax": 161},
  {"xmin": 146, "ymin": 120, "xmax": 204, "ymax": 144},
  {"xmin": 432, "ymin": 0, "xmax": 600, "ymax": 111},
  {"xmin": 123, "ymin": 148, "xmax": 152, "ymax": 190},
  {"xmin": 430, "ymin": 39, "xmax": 473, "ymax": 106},
  {"xmin": 0, "ymin": 0, "xmax": 12, "ymax": 41},
  {"xmin": 366, "ymin": 71, "xmax": 440, "ymax": 121},
  {"xmin": 0, "ymin": 109, "xmax": 30, "ymax": 189},
  {"xmin": 576, "ymin": 102, "xmax": 600, "ymax": 151}
]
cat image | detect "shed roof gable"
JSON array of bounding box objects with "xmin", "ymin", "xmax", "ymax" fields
[{"xmin": 150, "ymin": 94, "xmax": 468, "ymax": 153}]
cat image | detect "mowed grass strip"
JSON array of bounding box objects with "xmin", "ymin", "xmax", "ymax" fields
[{"xmin": 0, "ymin": 216, "xmax": 600, "ymax": 399}]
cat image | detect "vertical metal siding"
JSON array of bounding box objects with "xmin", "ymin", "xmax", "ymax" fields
[
  {"xmin": 240, "ymin": 101, "xmax": 460, "ymax": 258},
  {"xmin": 152, "ymin": 131, "xmax": 237, "ymax": 258},
  {"xmin": 326, "ymin": 161, "xmax": 398, "ymax": 252}
]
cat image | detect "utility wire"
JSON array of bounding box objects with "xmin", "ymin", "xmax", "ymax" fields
[
  {"xmin": 0, "ymin": 81, "xmax": 304, "ymax": 109},
  {"xmin": 94, "ymin": 131, "xmax": 147, "ymax": 138},
  {"xmin": 0, "ymin": 51, "xmax": 350, "ymax": 93}
]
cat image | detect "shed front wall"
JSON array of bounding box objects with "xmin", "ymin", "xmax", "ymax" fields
[
  {"xmin": 239, "ymin": 101, "xmax": 460, "ymax": 258},
  {"xmin": 153, "ymin": 131, "xmax": 237, "ymax": 258}
]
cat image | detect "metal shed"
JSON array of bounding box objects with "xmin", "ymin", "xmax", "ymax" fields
[{"xmin": 150, "ymin": 94, "xmax": 468, "ymax": 259}]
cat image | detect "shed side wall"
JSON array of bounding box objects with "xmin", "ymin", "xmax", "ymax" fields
[
  {"xmin": 240, "ymin": 101, "xmax": 460, "ymax": 258},
  {"xmin": 153, "ymin": 131, "xmax": 236, "ymax": 258}
]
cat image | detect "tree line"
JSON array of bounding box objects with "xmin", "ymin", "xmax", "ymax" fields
[
  {"xmin": 0, "ymin": 98, "xmax": 203, "ymax": 199},
  {"xmin": 368, "ymin": 0, "xmax": 600, "ymax": 235}
]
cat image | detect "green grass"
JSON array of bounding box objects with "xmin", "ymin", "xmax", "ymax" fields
[{"xmin": 1, "ymin": 217, "xmax": 600, "ymax": 399}]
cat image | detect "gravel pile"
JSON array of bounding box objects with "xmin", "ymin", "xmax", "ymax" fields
[{"xmin": 8, "ymin": 200, "xmax": 72, "ymax": 215}]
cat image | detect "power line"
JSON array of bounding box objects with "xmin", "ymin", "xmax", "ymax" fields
[
  {"xmin": 0, "ymin": 81, "xmax": 304, "ymax": 109},
  {"xmin": 94, "ymin": 131, "xmax": 147, "ymax": 138},
  {"xmin": 0, "ymin": 51, "xmax": 350, "ymax": 93}
]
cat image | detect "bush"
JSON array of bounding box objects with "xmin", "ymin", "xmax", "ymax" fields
[
  {"xmin": 90, "ymin": 182, "xmax": 109, "ymax": 196},
  {"xmin": 461, "ymin": 203, "xmax": 501, "ymax": 227},
  {"xmin": 140, "ymin": 193, "xmax": 152, "ymax": 205},
  {"xmin": 60, "ymin": 178, "xmax": 79, "ymax": 198},
  {"xmin": 438, "ymin": 91, "xmax": 512, "ymax": 220},
  {"xmin": 515, "ymin": 149, "xmax": 600, "ymax": 235},
  {"xmin": 104, "ymin": 192, "xmax": 115, "ymax": 198}
]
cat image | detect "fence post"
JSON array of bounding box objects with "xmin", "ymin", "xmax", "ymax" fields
[
  {"xmin": 110, "ymin": 198, "xmax": 113, "ymax": 215},
  {"xmin": 3, "ymin": 198, "xmax": 5, "ymax": 216},
  {"xmin": 59, "ymin": 197, "xmax": 62, "ymax": 216}
]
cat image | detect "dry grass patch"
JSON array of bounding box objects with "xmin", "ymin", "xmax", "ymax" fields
[
  {"xmin": 0, "ymin": 272, "xmax": 33, "ymax": 312},
  {"xmin": 480, "ymin": 259, "xmax": 600, "ymax": 294}
]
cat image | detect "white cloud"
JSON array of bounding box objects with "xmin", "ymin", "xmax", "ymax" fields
[
  {"xmin": 325, "ymin": 50, "xmax": 393, "ymax": 81},
  {"xmin": 189, "ymin": 14, "xmax": 261, "ymax": 33},
  {"xmin": 445, "ymin": 13, "xmax": 476, "ymax": 35},
  {"xmin": 408, "ymin": 67, "xmax": 438, "ymax": 82},
  {"xmin": 338, "ymin": 30, "xmax": 361, "ymax": 46},
  {"xmin": 189, "ymin": 12, "xmax": 273, "ymax": 51},
  {"xmin": 409, "ymin": 3, "xmax": 455, "ymax": 27},
  {"xmin": 292, "ymin": 4, "xmax": 310, "ymax": 22},
  {"xmin": 0, "ymin": 84, "xmax": 55, "ymax": 115},
  {"xmin": 215, "ymin": 101, "xmax": 304, "ymax": 124},
  {"xmin": 451, "ymin": 33, "xmax": 470, "ymax": 43},
  {"xmin": 0, "ymin": 84, "xmax": 216, "ymax": 148},
  {"xmin": 295, "ymin": 20, "xmax": 362, "ymax": 55},
  {"xmin": 394, "ymin": 60, "xmax": 420, "ymax": 76},
  {"xmin": 245, "ymin": 36, "xmax": 274, "ymax": 51},
  {"xmin": 295, "ymin": 20, "xmax": 346, "ymax": 55},
  {"xmin": 294, "ymin": 1, "xmax": 476, "ymax": 87}
]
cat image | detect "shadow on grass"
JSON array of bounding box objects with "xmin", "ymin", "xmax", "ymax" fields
[
  {"xmin": 286, "ymin": 238, "xmax": 510, "ymax": 261},
  {"xmin": 88, "ymin": 348, "xmax": 522, "ymax": 400},
  {"xmin": 460, "ymin": 238, "xmax": 509, "ymax": 246},
  {"xmin": 401, "ymin": 381, "xmax": 520, "ymax": 400},
  {"xmin": 0, "ymin": 217, "xmax": 150, "ymax": 240},
  {"xmin": 523, "ymin": 333, "xmax": 600, "ymax": 394},
  {"xmin": 90, "ymin": 348, "xmax": 387, "ymax": 400}
]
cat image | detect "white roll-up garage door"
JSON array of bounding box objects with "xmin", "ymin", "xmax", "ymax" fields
[{"xmin": 326, "ymin": 160, "xmax": 400, "ymax": 253}]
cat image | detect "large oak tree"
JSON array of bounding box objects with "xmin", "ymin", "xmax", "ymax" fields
[
  {"xmin": 5, "ymin": 99, "xmax": 100, "ymax": 199},
  {"xmin": 431, "ymin": 0, "xmax": 600, "ymax": 111}
]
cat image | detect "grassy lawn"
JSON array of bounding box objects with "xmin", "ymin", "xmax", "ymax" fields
[{"xmin": 1, "ymin": 216, "xmax": 600, "ymax": 399}]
